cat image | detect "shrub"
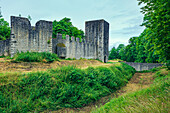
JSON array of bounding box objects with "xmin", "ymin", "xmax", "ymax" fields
[
  {"xmin": 0, "ymin": 63, "xmax": 135, "ymax": 112},
  {"xmin": 65, "ymin": 58, "xmax": 76, "ymax": 60},
  {"xmin": 0, "ymin": 55, "xmax": 5, "ymax": 58},
  {"xmin": 13, "ymin": 51, "xmax": 59, "ymax": 63}
]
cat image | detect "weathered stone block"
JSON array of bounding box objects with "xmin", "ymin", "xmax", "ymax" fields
[{"xmin": 10, "ymin": 16, "xmax": 53, "ymax": 57}]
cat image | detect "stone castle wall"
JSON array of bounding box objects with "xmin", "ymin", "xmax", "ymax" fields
[
  {"xmin": 52, "ymin": 34, "xmax": 96, "ymax": 59},
  {"xmin": 124, "ymin": 62, "xmax": 162, "ymax": 71},
  {"xmin": 52, "ymin": 19, "xmax": 109, "ymax": 62},
  {"xmin": 10, "ymin": 16, "xmax": 52, "ymax": 57},
  {"xmin": 0, "ymin": 16, "xmax": 110, "ymax": 62},
  {"xmin": 0, "ymin": 39, "xmax": 10, "ymax": 56}
]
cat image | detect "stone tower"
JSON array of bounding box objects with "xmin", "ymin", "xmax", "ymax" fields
[
  {"xmin": 10, "ymin": 16, "xmax": 52, "ymax": 57},
  {"xmin": 85, "ymin": 20, "xmax": 109, "ymax": 62}
]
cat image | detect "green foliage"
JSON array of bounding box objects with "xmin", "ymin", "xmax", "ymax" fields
[
  {"xmin": 166, "ymin": 60, "xmax": 170, "ymax": 70},
  {"xmin": 0, "ymin": 55, "xmax": 5, "ymax": 58},
  {"xmin": 109, "ymin": 44, "xmax": 125, "ymax": 60},
  {"xmin": 109, "ymin": 47, "xmax": 118, "ymax": 60},
  {"xmin": 110, "ymin": 0, "xmax": 169, "ymax": 64},
  {"xmin": 53, "ymin": 17, "xmax": 84, "ymax": 40},
  {"xmin": 0, "ymin": 18, "xmax": 10, "ymax": 41},
  {"xmin": 92, "ymin": 67, "xmax": 170, "ymax": 113},
  {"xmin": 0, "ymin": 63, "xmax": 135, "ymax": 112},
  {"xmin": 65, "ymin": 58, "xmax": 73, "ymax": 60},
  {"xmin": 47, "ymin": 39, "xmax": 51, "ymax": 44},
  {"xmin": 5, "ymin": 56, "xmax": 13, "ymax": 60},
  {"xmin": 110, "ymin": 29, "xmax": 160, "ymax": 63},
  {"xmin": 27, "ymin": 15, "xmax": 32, "ymax": 21},
  {"xmin": 14, "ymin": 51, "xmax": 59, "ymax": 63},
  {"xmin": 116, "ymin": 44, "xmax": 125, "ymax": 59},
  {"xmin": 137, "ymin": 0, "xmax": 170, "ymax": 63},
  {"xmin": 65, "ymin": 58, "xmax": 76, "ymax": 60},
  {"xmin": 72, "ymin": 58, "xmax": 76, "ymax": 60}
]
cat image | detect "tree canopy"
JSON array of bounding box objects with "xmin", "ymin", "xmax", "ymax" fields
[
  {"xmin": 109, "ymin": 0, "xmax": 169, "ymax": 65},
  {"xmin": 0, "ymin": 8, "xmax": 10, "ymax": 41},
  {"xmin": 109, "ymin": 29, "xmax": 160, "ymax": 63},
  {"xmin": 138, "ymin": 0, "xmax": 170, "ymax": 63},
  {"xmin": 53, "ymin": 17, "xmax": 84, "ymax": 40},
  {"xmin": 0, "ymin": 18, "xmax": 10, "ymax": 41}
]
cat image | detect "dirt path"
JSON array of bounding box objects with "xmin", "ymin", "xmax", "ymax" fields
[{"xmin": 53, "ymin": 72, "xmax": 154, "ymax": 113}]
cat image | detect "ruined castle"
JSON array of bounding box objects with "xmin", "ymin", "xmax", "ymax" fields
[{"xmin": 0, "ymin": 16, "xmax": 109, "ymax": 62}]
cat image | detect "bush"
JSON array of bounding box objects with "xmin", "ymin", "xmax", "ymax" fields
[
  {"xmin": 0, "ymin": 55, "xmax": 5, "ymax": 58},
  {"xmin": 65, "ymin": 58, "xmax": 76, "ymax": 60},
  {"xmin": 0, "ymin": 63, "xmax": 135, "ymax": 112},
  {"xmin": 13, "ymin": 51, "xmax": 59, "ymax": 63}
]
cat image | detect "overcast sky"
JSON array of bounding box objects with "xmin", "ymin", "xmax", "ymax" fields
[{"xmin": 0, "ymin": 0, "xmax": 145, "ymax": 49}]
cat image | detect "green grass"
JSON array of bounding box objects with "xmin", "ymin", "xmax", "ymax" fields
[
  {"xmin": 13, "ymin": 51, "xmax": 59, "ymax": 63},
  {"xmin": 0, "ymin": 62, "xmax": 135, "ymax": 112},
  {"xmin": 91, "ymin": 67, "xmax": 170, "ymax": 113},
  {"xmin": 0, "ymin": 55, "xmax": 5, "ymax": 58}
]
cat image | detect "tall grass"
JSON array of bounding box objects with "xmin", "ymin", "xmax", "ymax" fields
[
  {"xmin": 92, "ymin": 67, "xmax": 170, "ymax": 113},
  {"xmin": 13, "ymin": 51, "xmax": 59, "ymax": 63},
  {"xmin": 0, "ymin": 63, "xmax": 135, "ymax": 112}
]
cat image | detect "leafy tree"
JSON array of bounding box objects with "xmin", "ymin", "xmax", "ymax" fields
[
  {"xmin": 142, "ymin": 29, "xmax": 159, "ymax": 63},
  {"xmin": 109, "ymin": 44, "xmax": 125, "ymax": 60},
  {"xmin": 116, "ymin": 30, "xmax": 159, "ymax": 63},
  {"xmin": 125, "ymin": 37, "xmax": 138, "ymax": 62},
  {"xmin": 138, "ymin": 0, "xmax": 170, "ymax": 63},
  {"xmin": 116, "ymin": 44, "xmax": 125, "ymax": 59},
  {"xmin": 0, "ymin": 18, "xmax": 10, "ymax": 40},
  {"xmin": 135, "ymin": 30, "xmax": 147, "ymax": 63},
  {"xmin": 119, "ymin": 47, "xmax": 126, "ymax": 61},
  {"xmin": 53, "ymin": 17, "xmax": 84, "ymax": 40},
  {"xmin": 109, "ymin": 47, "xmax": 118, "ymax": 60}
]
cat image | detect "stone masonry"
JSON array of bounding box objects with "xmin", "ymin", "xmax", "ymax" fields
[
  {"xmin": 0, "ymin": 16, "xmax": 109, "ymax": 62},
  {"xmin": 0, "ymin": 39, "xmax": 10, "ymax": 56},
  {"xmin": 52, "ymin": 19, "xmax": 109, "ymax": 62},
  {"xmin": 124, "ymin": 62, "xmax": 162, "ymax": 71},
  {"xmin": 10, "ymin": 16, "xmax": 53, "ymax": 57}
]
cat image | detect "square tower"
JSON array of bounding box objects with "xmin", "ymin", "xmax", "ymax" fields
[{"xmin": 85, "ymin": 19, "xmax": 109, "ymax": 62}]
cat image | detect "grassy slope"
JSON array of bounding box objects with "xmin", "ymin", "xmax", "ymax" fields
[
  {"xmin": 91, "ymin": 67, "xmax": 170, "ymax": 113},
  {"xmin": 0, "ymin": 62, "xmax": 135, "ymax": 113}
]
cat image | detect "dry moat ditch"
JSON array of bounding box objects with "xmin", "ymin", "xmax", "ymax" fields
[{"xmin": 0, "ymin": 58, "xmax": 157, "ymax": 113}]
